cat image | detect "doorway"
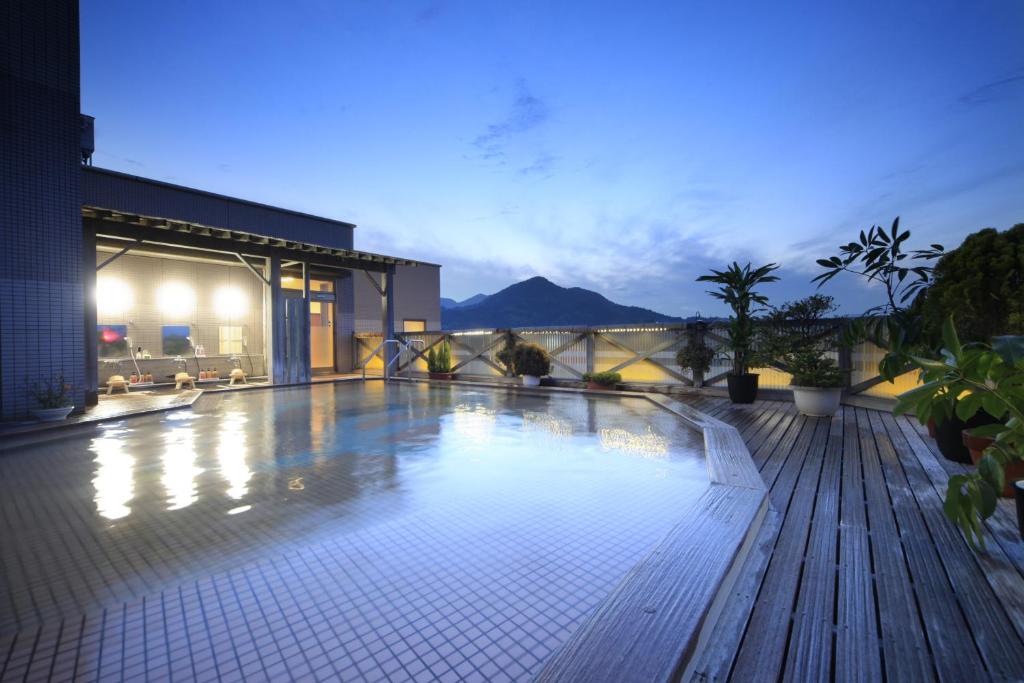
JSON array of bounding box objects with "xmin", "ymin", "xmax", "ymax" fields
[{"xmin": 309, "ymin": 279, "xmax": 335, "ymax": 373}]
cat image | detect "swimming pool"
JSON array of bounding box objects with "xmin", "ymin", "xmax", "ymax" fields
[{"xmin": 0, "ymin": 382, "xmax": 712, "ymax": 680}]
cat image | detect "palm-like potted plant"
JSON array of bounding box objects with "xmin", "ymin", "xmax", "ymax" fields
[
  {"xmin": 697, "ymin": 262, "xmax": 779, "ymax": 403},
  {"xmin": 583, "ymin": 371, "xmax": 621, "ymax": 391},
  {"xmin": 512, "ymin": 342, "xmax": 551, "ymax": 387},
  {"xmin": 28, "ymin": 374, "xmax": 75, "ymax": 422},
  {"xmin": 676, "ymin": 321, "xmax": 715, "ymax": 387},
  {"xmin": 426, "ymin": 341, "xmax": 454, "ymax": 380}
]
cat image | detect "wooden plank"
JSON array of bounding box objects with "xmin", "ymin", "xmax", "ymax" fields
[
  {"xmin": 864, "ymin": 408, "xmax": 982, "ymax": 680},
  {"xmin": 783, "ymin": 409, "xmax": 844, "ymax": 681},
  {"xmin": 534, "ymin": 486, "xmax": 767, "ymax": 683},
  {"xmin": 835, "ymin": 406, "xmax": 883, "ymax": 683},
  {"xmin": 688, "ymin": 508, "xmax": 784, "ymax": 682},
  {"xmin": 729, "ymin": 417, "xmax": 830, "ymax": 680},
  {"xmin": 881, "ymin": 412, "xmax": 1024, "ymax": 678},
  {"xmin": 855, "ymin": 407, "xmax": 935, "ymax": 681}
]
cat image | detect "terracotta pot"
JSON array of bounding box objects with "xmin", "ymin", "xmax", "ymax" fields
[
  {"xmin": 586, "ymin": 381, "xmax": 617, "ymax": 391},
  {"xmin": 964, "ymin": 430, "xmax": 1024, "ymax": 497},
  {"xmin": 428, "ymin": 372, "xmax": 454, "ymax": 380}
]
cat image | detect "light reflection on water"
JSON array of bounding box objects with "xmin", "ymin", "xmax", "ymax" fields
[
  {"xmin": 91, "ymin": 428, "xmax": 134, "ymax": 520},
  {"xmin": 217, "ymin": 411, "xmax": 251, "ymax": 500},
  {"xmin": 162, "ymin": 425, "xmax": 202, "ymax": 510}
]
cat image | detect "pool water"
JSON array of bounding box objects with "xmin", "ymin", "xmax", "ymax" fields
[{"xmin": 0, "ymin": 382, "xmax": 708, "ymax": 681}]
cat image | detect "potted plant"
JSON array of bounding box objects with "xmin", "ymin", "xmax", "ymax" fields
[
  {"xmin": 426, "ymin": 341, "xmax": 454, "ymax": 380},
  {"xmin": 676, "ymin": 321, "xmax": 715, "ymax": 387},
  {"xmin": 512, "ymin": 342, "xmax": 551, "ymax": 387},
  {"xmin": 28, "ymin": 374, "xmax": 75, "ymax": 422},
  {"xmin": 583, "ymin": 371, "xmax": 621, "ymax": 391},
  {"xmin": 788, "ymin": 352, "xmax": 845, "ymax": 417},
  {"xmin": 894, "ymin": 317, "xmax": 1024, "ymax": 547},
  {"xmin": 758, "ymin": 295, "xmax": 847, "ymax": 417},
  {"xmin": 697, "ymin": 262, "xmax": 779, "ymax": 403}
]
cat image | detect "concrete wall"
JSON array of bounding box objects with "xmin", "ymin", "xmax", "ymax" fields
[
  {"xmin": 83, "ymin": 167, "xmax": 356, "ymax": 250},
  {"xmin": 0, "ymin": 0, "xmax": 84, "ymax": 419},
  {"xmin": 353, "ymin": 264, "xmax": 441, "ymax": 333}
]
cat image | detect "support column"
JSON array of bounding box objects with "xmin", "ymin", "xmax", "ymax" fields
[
  {"xmin": 381, "ymin": 265, "xmax": 396, "ymax": 380},
  {"xmin": 269, "ymin": 255, "xmax": 286, "ymax": 384},
  {"xmin": 83, "ymin": 220, "xmax": 98, "ymax": 406},
  {"xmin": 301, "ymin": 262, "xmax": 312, "ymax": 383},
  {"xmin": 334, "ymin": 272, "xmax": 355, "ymax": 373}
]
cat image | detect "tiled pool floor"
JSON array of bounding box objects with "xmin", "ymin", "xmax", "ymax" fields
[{"xmin": 0, "ymin": 383, "xmax": 708, "ymax": 681}]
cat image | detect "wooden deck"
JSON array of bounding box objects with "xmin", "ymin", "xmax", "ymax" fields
[{"xmin": 680, "ymin": 396, "xmax": 1024, "ymax": 682}]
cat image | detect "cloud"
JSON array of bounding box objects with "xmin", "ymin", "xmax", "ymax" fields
[
  {"xmin": 519, "ymin": 153, "xmax": 557, "ymax": 176},
  {"xmin": 958, "ymin": 72, "xmax": 1024, "ymax": 106},
  {"xmin": 471, "ymin": 80, "xmax": 550, "ymax": 162}
]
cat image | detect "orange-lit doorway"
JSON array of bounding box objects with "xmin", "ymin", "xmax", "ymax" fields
[{"xmin": 309, "ymin": 279, "xmax": 335, "ymax": 373}]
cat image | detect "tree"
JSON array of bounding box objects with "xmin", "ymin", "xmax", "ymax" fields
[
  {"xmin": 919, "ymin": 224, "xmax": 1024, "ymax": 345},
  {"xmin": 813, "ymin": 217, "xmax": 943, "ymax": 380}
]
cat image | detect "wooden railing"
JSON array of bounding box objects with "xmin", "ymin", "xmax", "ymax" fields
[{"xmin": 354, "ymin": 322, "xmax": 918, "ymax": 399}]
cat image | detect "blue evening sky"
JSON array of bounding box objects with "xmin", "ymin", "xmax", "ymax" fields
[{"xmin": 81, "ymin": 1, "xmax": 1024, "ymax": 317}]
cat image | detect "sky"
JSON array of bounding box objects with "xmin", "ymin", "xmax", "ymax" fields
[{"xmin": 81, "ymin": 0, "xmax": 1024, "ymax": 317}]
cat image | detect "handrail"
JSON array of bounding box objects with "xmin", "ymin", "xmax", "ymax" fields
[{"xmin": 363, "ymin": 338, "xmax": 425, "ymax": 381}]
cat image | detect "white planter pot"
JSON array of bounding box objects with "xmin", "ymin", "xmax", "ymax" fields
[
  {"xmin": 31, "ymin": 406, "xmax": 74, "ymax": 422},
  {"xmin": 792, "ymin": 386, "xmax": 842, "ymax": 417},
  {"xmin": 522, "ymin": 375, "xmax": 541, "ymax": 387}
]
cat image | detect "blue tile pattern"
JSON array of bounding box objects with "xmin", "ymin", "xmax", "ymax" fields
[{"xmin": 0, "ymin": 383, "xmax": 707, "ymax": 681}]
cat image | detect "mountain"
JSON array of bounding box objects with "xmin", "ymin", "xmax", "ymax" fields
[
  {"xmin": 440, "ymin": 293, "xmax": 489, "ymax": 309},
  {"xmin": 441, "ymin": 276, "xmax": 683, "ymax": 329}
]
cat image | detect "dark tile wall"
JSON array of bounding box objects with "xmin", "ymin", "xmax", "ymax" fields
[{"xmin": 0, "ymin": 0, "xmax": 85, "ymax": 419}]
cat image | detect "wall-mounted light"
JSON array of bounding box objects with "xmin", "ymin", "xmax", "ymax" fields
[
  {"xmin": 157, "ymin": 282, "xmax": 196, "ymax": 320},
  {"xmin": 96, "ymin": 277, "xmax": 133, "ymax": 317},
  {"xmin": 214, "ymin": 286, "xmax": 247, "ymax": 318}
]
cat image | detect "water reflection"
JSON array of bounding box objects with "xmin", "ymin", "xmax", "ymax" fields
[
  {"xmin": 162, "ymin": 425, "xmax": 202, "ymax": 510},
  {"xmin": 522, "ymin": 410, "xmax": 574, "ymax": 438},
  {"xmin": 599, "ymin": 426, "xmax": 670, "ymax": 459},
  {"xmin": 217, "ymin": 411, "xmax": 252, "ymax": 500},
  {"xmin": 91, "ymin": 429, "xmax": 134, "ymax": 520},
  {"xmin": 451, "ymin": 403, "xmax": 497, "ymax": 441}
]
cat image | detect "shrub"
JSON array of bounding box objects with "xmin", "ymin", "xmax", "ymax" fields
[
  {"xmin": 512, "ymin": 343, "xmax": 551, "ymax": 377},
  {"xmin": 426, "ymin": 341, "xmax": 452, "ymax": 373},
  {"xmin": 919, "ymin": 223, "xmax": 1024, "ymax": 345},
  {"xmin": 583, "ymin": 371, "xmax": 621, "ymax": 386},
  {"xmin": 28, "ymin": 374, "xmax": 73, "ymax": 408},
  {"xmin": 676, "ymin": 323, "xmax": 715, "ymax": 379},
  {"xmin": 496, "ymin": 332, "xmax": 517, "ymax": 376},
  {"xmin": 788, "ymin": 353, "xmax": 844, "ymax": 388}
]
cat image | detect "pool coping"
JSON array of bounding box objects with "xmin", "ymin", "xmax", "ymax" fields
[{"xmin": 392, "ymin": 377, "xmax": 769, "ymax": 682}]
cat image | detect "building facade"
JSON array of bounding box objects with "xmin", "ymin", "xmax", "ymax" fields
[{"xmin": 0, "ymin": 0, "xmax": 440, "ymax": 420}]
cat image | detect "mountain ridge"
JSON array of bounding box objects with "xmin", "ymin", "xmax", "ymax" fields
[{"xmin": 441, "ymin": 276, "xmax": 683, "ymax": 329}]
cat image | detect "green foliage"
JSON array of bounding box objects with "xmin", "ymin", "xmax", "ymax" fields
[
  {"xmin": 583, "ymin": 371, "xmax": 621, "ymax": 386},
  {"xmin": 28, "ymin": 374, "xmax": 73, "ymax": 409},
  {"xmin": 893, "ymin": 317, "xmax": 1024, "ymax": 549},
  {"xmin": 788, "ymin": 353, "xmax": 844, "ymax": 388},
  {"xmin": 426, "ymin": 341, "xmax": 452, "ymax": 373},
  {"xmin": 511, "ymin": 342, "xmax": 552, "ymax": 377},
  {"xmin": 757, "ymin": 295, "xmax": 846, "ymax": 388},
  {"xmin": 496, "ymin": 331, "xmax": 517, "ymax": 376},
  {"xmin": 697, "ymin": 262, "xmax": 779, "ymax": 375},
  {"xmin": 920, "ymin": 224, "xmax": 1024, "ymax": 345},
  {"xmin": 813, "ymin": 217, "xmax": 944, "ymax": 381},
  {"xmin": 676, "ymin": 322, "xmax": 715, "ymax": 377}
]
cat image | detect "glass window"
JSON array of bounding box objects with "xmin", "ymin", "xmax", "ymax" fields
[
  {"xmin": 404, "ymin": 319, "xmax": 426, "ymax": 333},
  {"xmin": 219, "ymin": 326, "xmax": 244, "ymax": 354}
]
